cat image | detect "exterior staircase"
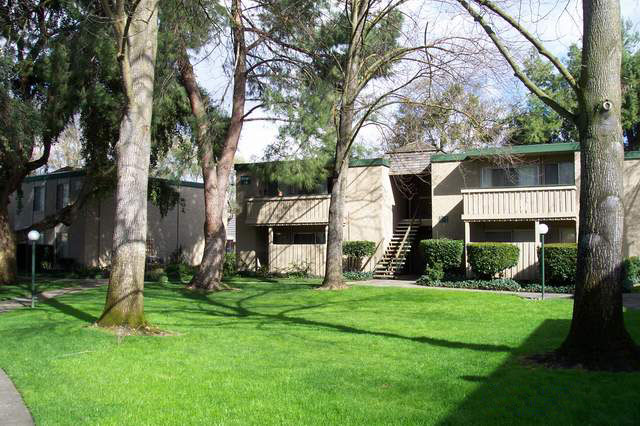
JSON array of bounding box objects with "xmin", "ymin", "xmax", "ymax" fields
[{"xmin": 373, "ymin": 218, "xmax": 420, "ymax": 279}]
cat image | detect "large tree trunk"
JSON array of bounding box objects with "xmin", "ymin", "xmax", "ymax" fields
[
  {"xmin": 318, "ymin": 0, "xmax": 368, "ymax": 290},
  {"xmin": 0, "ymin": 200, "xmax": 16, "ymax": 286},
  {"xmin": 181, "ymin": 0, "xmax": 246, "ymax": 291},
  {"xmin": 98, "ymin": 0, "xmax": 158, "ymax": 328},
  {"xmin": 320, "ymin": 153, "xmax": 349, "ymax": 289},
  {"xmin": 554, "ymin": 0, "xmax": 640, "ymax": 370}
]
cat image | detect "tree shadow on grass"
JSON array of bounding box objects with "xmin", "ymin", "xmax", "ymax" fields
[
  {"xmin": 41, "ymin": 297, "xmax": 99, "ymax": 323},
  {"xmin": 155, "ymin": 285, "xmax": 514, "ymax": 354},
  {"xmin": 438, "ymin": 319, "xmax": 640, "ymax": 425}
]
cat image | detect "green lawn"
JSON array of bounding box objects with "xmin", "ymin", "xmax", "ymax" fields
[
  {"xmin": 1, "ymin": 277, "xmax": 639, "ymax": 425},
  {"xmin": 0, "ymin": 278, "xmax": 94, "ymax": 301}
]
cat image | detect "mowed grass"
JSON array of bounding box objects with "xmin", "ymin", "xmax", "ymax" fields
[
  {"xmin": 1, "ymin": 277, "xmax": 639, "ymax": 425},
  {"xmin": 0, "ymin": 278, "xmax": 92, "ymax": 301}
]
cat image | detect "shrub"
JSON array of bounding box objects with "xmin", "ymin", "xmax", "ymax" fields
[
  {"xmin": 415, "ymin": 277, "xmax": 574, "ymax": 294},
  {"xmin": 419, "ymin": 239, "xmax": 464, "ymax": 272},
  {"xmin": 145, "ymin": 267, "xmax": 166, "ymax": 282},
  {"xmin": 223, "ymin": 252, "xmax": 237, "ymax": 277},
  {"xmin": 540, "ymin": 243, "xmax": 577, "ymax": 286},
  {"xmin": 343, "ymin": 271, "xmax": 373, "ymax": 281},
  {"xmin": 422, "ymin": 262, "xmax": 444, "ymax": 284},
  {"xmin": 467, "ymin": 243, "xmax": 519, "ymax": 279},
  {"xmin": 343, "ymin": 241, "xmax": 376, "ymax": 258},
  {"xmin": 286, "ymin": 261, "xmax": 312, "ymax": 278},
  {"xmin": 343, "ymin": 240, "xmax": 376, "ymax": 272},
  {"xmin": 623, "ymin": 256, "xmax": 640, "ymax": 292},
  {"xmin": 166, "ymin": 262, "xmax": 196, "ymax": 283}
]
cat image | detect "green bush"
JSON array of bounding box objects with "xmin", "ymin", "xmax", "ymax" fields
[
  {"xmin": 343, "ymin": 271, "xmax": 373, "ymax": 281},
  {"xmin": 343, "ymin": 240, "xmax": 376, "ymax": 272},
  {"xmin": 540, "ymin": 243, "xmax": 577, "ymax": 286},
  {"xmin": 223, "ymin": 252, "xmax": 237, "ymax": 277},
  {"xmin": 623, "ymin": 256, "xmax": 640, "ymax": 292},
  {"xmin": 467, "ymin": 243, "xmax": 519, "ymax": 279},
  {"xmin": 166, "ymin": 262, "xmax": 196, "ymax": 283},
  {"xmin": 343, "ymin": 241, "xmax": 376, "ymax": 258},
  {"xmin": 419, "ymin": 239, "xmax": 464, "ymax": 272},
  {"xmin": 422, "ymin": 262, "xmax": 444, "ymax": 284},
  {"xmin": 145, "ymin": 267, "xmax": 166, "ymax": 282}
]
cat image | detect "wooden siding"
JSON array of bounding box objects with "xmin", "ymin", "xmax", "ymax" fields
[
  {"xmin": 246, "ymin": 195, "xmax": 330, "ymax": 225},
  {"xmin": 503, "ymin": 242, "xmax": 538, "ymax": 281},
  {"xmin": 462, "ymin": 186, "xmax": 577, "ymax": 221},
  {"xmin": 387, "ymin": 151, "xmax": 432, "ymax": 175},
  {"xmin": 269, "ymin": 243, "xmax": 326, "ymax": 276}
]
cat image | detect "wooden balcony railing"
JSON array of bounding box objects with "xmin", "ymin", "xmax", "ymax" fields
[
  {"xmin": 245, "ymin": 195, "xmax": 330, "ymax": 225},
  {"xmin": 461, "ymin": 185, "xmax": 577, "ymax": 221}
]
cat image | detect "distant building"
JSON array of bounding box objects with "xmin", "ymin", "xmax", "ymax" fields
[{"xmin": 8, "ymin": 168, "xmax": 207, "ymax": 268}]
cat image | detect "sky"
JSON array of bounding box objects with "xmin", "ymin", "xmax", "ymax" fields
[{"xmin": 194, "ymin": 0, "xmax": 640, "ymax": 162}]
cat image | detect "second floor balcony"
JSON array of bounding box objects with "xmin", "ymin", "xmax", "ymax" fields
[
  {"xmin": 245, "ymin": 195, "xmax": 330, "ymax": 226},
  {"xmin": 461, "ymin": 185, "xmax": 578, "ymax": 221}
]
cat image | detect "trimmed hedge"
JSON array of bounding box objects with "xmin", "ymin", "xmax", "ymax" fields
[
  {"xmin": 419, "ymin": 239, "xmax": 464, "ymax": 272},
  {"xmin": 343, "ymin": 240, "xmax": 376, "ymax": 272},
  {"xmin": 540, "ymin": 243, "xmax": 577, "ymax": 286},
  {"xmin": 467, "ymin": 243, "xmax": 519, "ymax": 279},
  {"xmin": 343, "ymin": 241, "xmax": 376, "ymax": 258},
  {"xmin": 415, "ymin": 277, "xmax": 574, "ymax": 294}
]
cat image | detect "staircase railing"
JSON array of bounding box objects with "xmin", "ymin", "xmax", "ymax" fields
[{"xmin": 390, "ymin": 211, "xmax": 419, "ymax": 271}]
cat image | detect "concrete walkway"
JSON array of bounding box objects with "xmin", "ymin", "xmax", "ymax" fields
[
  {"xmin": 352, "ymin": 279, "xmax": 640, "ymax": 308},
  {"xmin": 0, "ymin": 279, "xmax": 107, "ymax": 314},
  {"xmin": 0, "ymin": 369, "xmax": 33, "ymax": 426}
]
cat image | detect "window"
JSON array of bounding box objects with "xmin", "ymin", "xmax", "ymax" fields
[
  {"xmin": 260, "ymin": 178, "xmax": 329, "ymax": 197},
  {"xmin": 56, "ymin": 183, "xmax": 70, "ymax": 209},
  {"xmin": 273, "ymin": 228, "xmax": 326, "ymax": 245},
  {"xmin": 33, "ymin": 185, "xmax": 45, "ymax": 212},
  {"xmin": 273, "ymin": 230, "xmax": 292, "ymax": 245},
  {"xmin": 481, "ymin": 165, "xmax": 539, "ymax": 188},
  {"xmin": 294, "ymin": 233, "xmax": 315, "ymax": 244},
  {"xmin": 484, "ymin": 230, "xmax": 512, "ymax": 242},
  {"xmin": 544, "ymin": 162, "xmax": 574, "ymax": 185}
]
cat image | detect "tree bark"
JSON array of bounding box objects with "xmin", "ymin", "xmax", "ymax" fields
[
  {"xmin": 318, "ymin": 0, "xmax": 368, "ymax": 290},
  {"xmin": 180, "ymin": 0, "xmax": 246, "ymax": 291},
  {"xmin": 98, "ymin": 0, "xmax": 158, "ymax": 328},
  {"xmin": 0, "ymin": 200, "xmax": 16, "ymax": 286},
  {"xmin": 554, "ymin": 0, "xmax": 640, "ymax": 370}
]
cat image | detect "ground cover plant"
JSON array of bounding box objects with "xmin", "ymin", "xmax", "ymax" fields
[{"xmin": 0, "ymin": 277, "xmax": 639, "ymax": 425}]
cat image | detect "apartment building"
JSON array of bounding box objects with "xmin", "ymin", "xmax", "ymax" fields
[
  {"xmin": 235, "ymin": 143, "xmax": 640, "ymax": 279},
  {"xmin": 8, "ymin": 168, "xmax": 207, "ymax": 268}
]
